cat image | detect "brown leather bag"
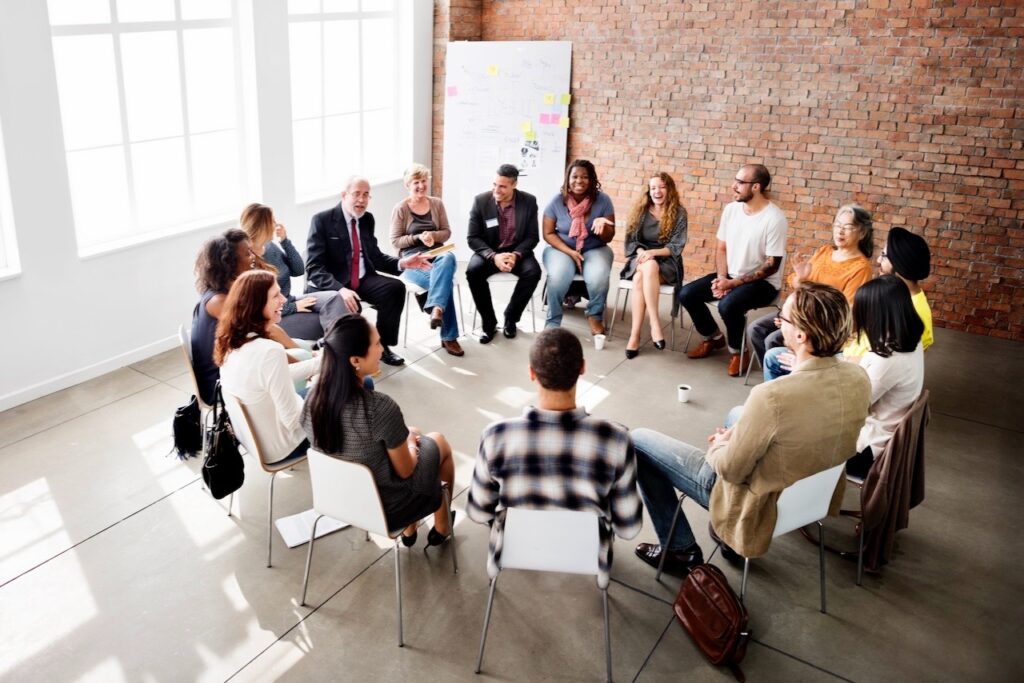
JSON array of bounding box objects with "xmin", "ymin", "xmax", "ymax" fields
[{"xmin": 673, "ymin": 564, "xmax": 750, "ymax": 682}]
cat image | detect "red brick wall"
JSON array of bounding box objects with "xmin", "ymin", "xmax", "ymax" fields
[{"xmin": 433, "ymin": 0, "xmax": 1024, "ymax": 340}]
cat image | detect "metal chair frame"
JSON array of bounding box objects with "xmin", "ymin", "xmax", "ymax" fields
[
  {"xmin": 401, "ymin": 278, "xmax": 466, "ymax": 348},
  {"xmin": 607, "ymin": 279, "xmax": 679, "ymax": 350},
  {"xmin": 469, "ymin": 271, "xmax": 538, "ymax": 334}
]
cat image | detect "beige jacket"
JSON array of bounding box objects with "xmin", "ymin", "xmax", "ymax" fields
[
  {"xmin": 705, "ymin": 356, "xmax": 870, "ymax": 558},
  {"xmin": 389, "ymin": 196, "xmax": 451, "ymax": 254}
]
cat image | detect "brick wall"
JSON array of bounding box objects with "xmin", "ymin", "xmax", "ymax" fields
[{"xmin": 432, "ymin": 0, "xmax": 1024, "ymax": 340}]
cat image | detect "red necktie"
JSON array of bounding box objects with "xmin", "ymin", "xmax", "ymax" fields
[{"xmin": 349, "ymin": 217, "xmax": 360, "ymax": 290}]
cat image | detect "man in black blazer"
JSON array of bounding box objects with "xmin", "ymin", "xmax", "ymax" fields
[
  {"xmin": 306, "ymin": 176, "xmax": 429, "ymax": 365},
  {"xmin": 466, "ymin": 164, "xmax": 542, "ymax": 343}
]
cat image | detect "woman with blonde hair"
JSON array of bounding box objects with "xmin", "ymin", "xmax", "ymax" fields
[
  {"xmin": 389, "ymin": 164, "xmax": 463, "ymax": 356},
  {"xmin": 619, "ymin": 172, "xmax": 688, "ymax": 359},
  {"xmin": 240, "ymin": 203, "xmax": 347, "ymax": 341}
]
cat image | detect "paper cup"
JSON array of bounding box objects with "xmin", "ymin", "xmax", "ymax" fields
[
  {"xmin": 677, "ymin": 384, "xmax": 692, "ymax": 403},
  {"xmin": 593, "ymin": 334, "xmax": 607, "ymax": 351}
]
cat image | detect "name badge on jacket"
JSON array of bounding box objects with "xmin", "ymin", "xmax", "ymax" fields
[{"xmin": 485, "ymin": 218, "xmax": 499, "ymax": 228}]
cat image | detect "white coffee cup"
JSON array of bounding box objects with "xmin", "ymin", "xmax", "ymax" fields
[
  {"xmin": 593, "ymin": 334, "xmax": 606, "ymax": 351},
  {"xmin": 677, "ymin": 384, "xmax": 692, "ymax": 403}
]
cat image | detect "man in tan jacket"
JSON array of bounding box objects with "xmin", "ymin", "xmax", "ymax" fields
[{"xmin": 633, "ymin": 282, "xmax": 871, "ymax": 576}]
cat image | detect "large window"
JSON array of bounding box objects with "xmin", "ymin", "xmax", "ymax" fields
[
  {"xmin": 47, "ymin": 0, "xmax": 255, "ymax": 254},
  {"xmin": 288, "ymin": 0, "xmax": 400, "ymax": 200},
  {"xmin": 0, "ymin": 117, "xmax": 19, "ymax": 277}
]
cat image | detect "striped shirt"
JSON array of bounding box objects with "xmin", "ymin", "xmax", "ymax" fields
[{"xmin": 467, "ymin": 406, "xmax": 642, "ymax": 588}]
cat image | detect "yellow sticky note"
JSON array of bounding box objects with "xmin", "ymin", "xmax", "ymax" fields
[
  {"xmin": 487, "ymin": 65, "xmax": 499, "ymax": 76},
  {"xmin": 560, "ymin": 93, "xmax": 572, "ymax": 105},
  {"xmin": 559, "ymin": 117, "xmax": 570, "ymax": 129},
  {"xmin": 525, "ymin": 130, "xmax": 537, "ymax": 141},
  {"xmin": 520, "ymin": 121, "xmax": 532, "ymax": 133},
  {"xmin": 543, "ymin": 93, "xmax": 555, "ymax": 105}
]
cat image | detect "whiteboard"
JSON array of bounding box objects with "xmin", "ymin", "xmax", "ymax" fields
[{"xmin": 441, "ymin": 41, "xmax": 572, "ymax": 261}]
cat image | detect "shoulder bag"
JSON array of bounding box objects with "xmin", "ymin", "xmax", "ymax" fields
[
  {"xmin": 202, "ymin": 385, "xmax": 245, "ymax": 499},
  {"xmin": 673, "ymin": 563, "xmax": 750, "ymax": 682}
]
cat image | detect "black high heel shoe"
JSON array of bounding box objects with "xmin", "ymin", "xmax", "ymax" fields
[
  {"xmin": 625, "ymin": 348, "xmax": 639, "ymax": 359},
  {"xmin": 400, "ymin": 528, "xmax": 418, "ymax": 547},
  {"xmin": 426, "ymin": 510, "xmax": 456, "ymax": 547},
  {"xmin": 653, "ymin": 339, "xmax": 666, "ymax": 350}
]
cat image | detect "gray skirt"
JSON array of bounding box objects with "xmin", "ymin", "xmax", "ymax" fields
[{"xmin": 384, "ymin": 435, "xmax": 443, "ymax": 532}]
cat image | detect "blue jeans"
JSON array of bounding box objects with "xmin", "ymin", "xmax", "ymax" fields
[
  {"xmin": 401, "ymin": 251, "xmax": 459, "ymax": 341},
  {"xmin": 763, "ymin": 346, "xmax": 791, "ymax": 382},
  {"xmin": 632, "ymin": 428, "xmax": 717, "ymax": 552},
  {"xmin": 542, "ymin": 245, "xmax": 613, "ymax": 328}
]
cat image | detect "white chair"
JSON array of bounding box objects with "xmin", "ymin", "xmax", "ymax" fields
[
  {"xmin": 401, "ymin": 278, "xmax": 465, "ymax": 347},
  {"xmin": 470, "ymin": 271, "xmax": 538, "ymax": 334},
  {"xmin": 659, "ymin": 463, "xmax": 845, "ymax": 614},
  {"xmin": 177, "ymin": 324, "xmax": 214, "ymax": 425},
  {"xmin": 301, "ymin": 449, "xmax": 456, "ymax": 647},
  {"xmin": 607, "ymin": 279, "xmax": 680, "ymax": 349},
  {"xmin": 474, "ymin": 508, "xmax": 612, "ymax": 682},
  {"xmin": 221, "ymin": 390, "xmax": 309, "ymax": 568}
]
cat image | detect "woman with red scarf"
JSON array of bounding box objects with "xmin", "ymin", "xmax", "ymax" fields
[{"xmin": 542, "ymin": 159, "xmax": 616, "ymax": 334}]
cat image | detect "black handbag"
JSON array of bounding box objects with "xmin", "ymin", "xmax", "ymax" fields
[
  {"xmin": 202, "ymin": 385, "xmax": 245, "ymax": 499},
  {"xmin": 171, "ymin": 396, "xmax": 203, "ymax": 459}
]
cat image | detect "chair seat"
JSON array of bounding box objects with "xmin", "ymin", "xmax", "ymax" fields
[{"xmin": 263, "ymin": 449, "xmax": 309, "ymax": 473}]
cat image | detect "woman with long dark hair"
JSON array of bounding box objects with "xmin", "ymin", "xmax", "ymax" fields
[
  {"xmin": 619, "ymin": 172, "xmax": 688, "ymax": 358},
  {"xmin": 845, "ymin": 275, "xmax": 925, "ymax": 478},
  {"xmin": 541, "ymin": 159, "xmax": 616, "ymax": 333},
  {"xmin": 215, "ymin": 271, "xmax": 318, "ymax": 459},
  {"xmin": 302, "ymin": 315, "xmax": 455, "ymax": 546}
]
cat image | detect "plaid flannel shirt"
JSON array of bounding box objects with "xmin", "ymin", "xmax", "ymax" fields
[{"xmin": 467, "ymin": 406, "xmax": 642, "ymax": 588}]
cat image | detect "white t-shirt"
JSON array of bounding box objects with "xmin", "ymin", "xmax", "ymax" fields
[
  {"xmin": 220, "ymin": 337, "xmax": 319, "ymax": 460},
  {"xmin": 856, "ymin": 343, "xmax": 925, "ymax": 457},
  {"xmin": 716, "ymin": 201, "xmax": 788, "ymax": 289}
]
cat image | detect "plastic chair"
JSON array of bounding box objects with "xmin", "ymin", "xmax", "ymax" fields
[
  {"xmin": 300, "ymin": 449, "xmax": 456, "ymax": 647},
  {"xmin": 661, "ymin": 463, "xmax": 845, "ymax": 614},
  {"xmin": 469, "ymin": 271, "xmax": 538, "ymax": 334},
  {"xmin": 401, "ymin": 278, "xmax": 465, "ymax": 347},
  {"xmin": 607, "ymin": 279, "xmax": 679, "ymax": 350},
  {"xmin": 474, "ymin": 508, "xmax": 612, "ymax": 682},
  {"xmin": 177, "ymin": 324, "xmax": 214, "ymax": 422},
  {"xmin": 221, "ymin": 390, "xmax": 309, "ymax": 568}
]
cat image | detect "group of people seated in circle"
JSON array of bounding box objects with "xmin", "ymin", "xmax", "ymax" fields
[{"xmin": 185, "ymin": 157, "xmax": 934, "ymax": 583}]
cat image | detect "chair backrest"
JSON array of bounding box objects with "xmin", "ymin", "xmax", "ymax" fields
[
  {"xmin": 773, "ymin": 463, "xmax": 845, "ymax": 538},
  {"xmin": 306, "ymin": 448, "xmax": 391, "ymax": 537},
  {"xmin": 219, "ymin": 389, "xmax": 263, "ymax": 459},
  {"xmin": 500, "ymin": 508, "xmax": 600, "ymax": 576},
  {"xmin": 178, "ymin": 324, "xmax": 211, "ymax": 410}
]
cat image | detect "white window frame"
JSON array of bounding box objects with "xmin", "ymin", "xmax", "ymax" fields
[
  {"xmin": 49, "ymin": 1, "xmax": 258, "ymax": 257},
  {"xmin": 288, "ymin": 0, "xmax": 404, "ymax": 202},
  {"xmin": 0, "ymin": 116, "xmax": 20, "ymax": 280}
]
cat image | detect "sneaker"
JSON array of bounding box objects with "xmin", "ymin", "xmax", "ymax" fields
[{"xmin": 687, "ymin": 334, "xmax": 725, "ymax": 359}]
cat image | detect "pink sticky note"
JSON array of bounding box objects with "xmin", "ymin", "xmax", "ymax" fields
[
  {"xmin": 447, "ymin": 86, "xmax": 458, "ymax": 97},
  {"xmin": 552, "ymin": 114, "xmax": 561, "ymax": 125},
  {"xmin": 540, "ymin": 113, "xmax": 552, "ymax": 125}
]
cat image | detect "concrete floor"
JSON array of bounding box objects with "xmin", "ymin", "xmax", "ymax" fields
[{"xmin": 0, "ymin": 286, "xmax": 1021, "ymax": 682}]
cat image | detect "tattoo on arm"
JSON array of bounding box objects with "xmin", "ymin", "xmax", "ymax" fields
[{"xmin": 738, "ymin": 256, "xmax": 781, "ymax": 284}]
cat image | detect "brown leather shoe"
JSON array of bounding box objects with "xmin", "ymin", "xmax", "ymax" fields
[
  {"xmin": 727, "ymin": 351, "xmax": 752, "ymax": 377},
  {"xmin": 588, "ymin": 316, "xmax": 606, "ymax": 336},
  {"xmin": 687, "ymin": 334, "xmax": 725, "ymax": 359},
  {"xmin": 441, "ymin": 339, "xmax": 465, "ymax": 357},
  {"xmin": 429, "ymin": 307, "xmax": 444, "ymax": 329}
]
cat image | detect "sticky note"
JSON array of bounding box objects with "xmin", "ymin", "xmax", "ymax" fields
[
  {"xmin": 559, "ymin": 117, "xmax": 570, "ymax": 129},
  {"xmin": 520, "ymin": 121, "xmax": 532, "ymax": 133},
  {"xmin": 543, "ymin": 93, "xmax": 555, "ymax": 105},
  {"xmin": 540, "ymin": 113, "xmax": 552, "ymax": 125},
  {"xmin": 446, "ymin": 86, "xmax": 458, "ymax": 97},
  {"xmin": 552, "ymin": 114, "xmax": 561, "ymax": 125},
  {"xmin": 560, "ymin": 93, "xmax": 572, "ymax": 105},
  {"xmin": 487, "ymin": 65, "xmax": 499, "ymax": 76},
  {"xmin": 525, "ymin": 130, "xmax": 537, "ymax": 141}
]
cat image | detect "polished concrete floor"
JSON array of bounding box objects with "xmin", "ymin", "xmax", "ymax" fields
[{"xmin": 0, "ymin": 288, "xmax": 1021, "ymax": 682}]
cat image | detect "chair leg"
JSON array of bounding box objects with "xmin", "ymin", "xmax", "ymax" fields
[
  {"xmin": 267, "ymin": 472, "xmax": 277, "ymax": 568},
  {"xmin": 442, "ymin": 485, "xmax": 458, "ymax": 574},
  {"xmin": 608, "ymin": 287, "xmax": 624, "ymax": 339},
  {"xmin": 602, "ymin": 588, "xmax": 612, "ymax": 683},
  {"xmin": 530, "ymin": 292, "xmax": 537, "ymax": 332},
  {"xmin": 226, "ymin": 492, "xmax": 234, "ymax": 517},
  {"xmin": 300, "ymin": 515, "xmax": 324, "ymax": 606},
  {"xmin": 818, "ymin": 521, "xmax": 827, "ymax": 613},
  {"xmin": 475, "ymin": 575, "xmax": 499, "ymax": 673},
  {"xmin": 857, "ymin": 521, "xmax": 865, "ymax": 586},
  {"xmin": 683, "ymin": 324, "xmax": 694, "ymax": 353},
  {"xmin": 395, "ymin": 537, "xmax": 404, "ymax": 647},
  {"xmin": 740, "ymin": 558, "xmax": 750, "ymax": 604},
  {"xmin": 403, "ymin": 290, "xmax": 411, "ymax": 348},
  {"xmin": 656, "ymin": 494, "xmax": 686, "ymax": 582},
  {"xmin": 670, "ymin": 311, "xmax": 676, "ymax": 351},
  {"xmin": 456, "ymin": 282, "xmax": 465, "ymax": 338}
]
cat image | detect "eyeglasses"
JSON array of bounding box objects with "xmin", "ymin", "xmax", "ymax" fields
[
  {"xmin": 777, "ymin": 313, "xmax": 794, "ymax": 326},
  {"xmin": 833, "ymin": 223, "xmax": 859, "ymax": 233},
  {"xmin": 733, "ymin": 179, "xmax": 755, "ymax": 185}
]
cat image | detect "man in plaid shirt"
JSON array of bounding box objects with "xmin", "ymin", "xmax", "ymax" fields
[{"xmin": 467, "ymin": 328, "xmax": 642, "ymax": 587}]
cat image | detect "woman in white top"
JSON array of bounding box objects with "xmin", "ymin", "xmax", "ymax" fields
[
  {"xmin": 846, "ymin": 275, "xmax": 925, "ymax": 478},
  {"xmin": 215, "ymin": 270, "xmax": 320, "ymax": 461}
]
